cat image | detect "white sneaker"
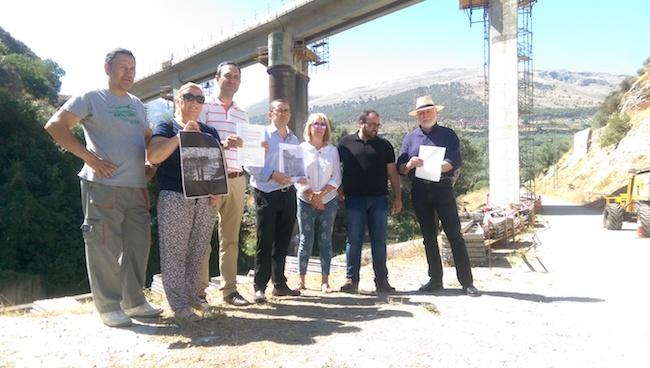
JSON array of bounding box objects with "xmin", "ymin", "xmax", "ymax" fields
[
  {"xmin": 123, "ymin": 302, "xmax": 162, "ymax": 318},
  {"xmin": 100, "ymin": 310, "xmax": 132, "ymax": 327}
]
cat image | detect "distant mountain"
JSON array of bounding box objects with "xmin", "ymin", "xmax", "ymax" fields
[{"xmin": 246, "ymin": 68, "xmax": 627, "ymax": 126}]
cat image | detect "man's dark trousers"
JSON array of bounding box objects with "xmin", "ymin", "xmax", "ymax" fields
[
  {"xmin": 411, "ymin": 178, "xmax": 473, "ymax": 287},
  {"xmin": 253, "ymin": 187, "xmax": 297, "ymax": 291}
]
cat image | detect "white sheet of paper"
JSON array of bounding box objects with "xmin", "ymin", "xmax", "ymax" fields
[
  {"xmin": 236, "ymin": 124, "xmax": 266, "ymax": 167},
  {"xmin": 278, "ymin": 143, "xmax": 305, "ymax": 180},
  {"xmin": 415, "ymin": 145, "xmax": 446, "ymax": 182}
]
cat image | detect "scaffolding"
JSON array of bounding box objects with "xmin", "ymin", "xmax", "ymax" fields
[
  {"xmin": 462, "ymin": 2, "xmax": 489, "ymax": 106},
  {"xmin": 518, "ymin": 0, "xmax": 536, "ymax": 198},
  {"xmin": 254, "ymin": 37, "xmax": 329, "ymax": 72},
  {"xmin": 309, "ymin": 37, "xmax": 330, "ymax": 72}
]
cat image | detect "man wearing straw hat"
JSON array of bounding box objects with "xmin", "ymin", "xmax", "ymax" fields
[{"xmin": 397, "ymin": 95, "xmax": 480, "ymax": 297}]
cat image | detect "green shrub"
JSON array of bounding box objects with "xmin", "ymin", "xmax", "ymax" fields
[
  {"xmin": 599, "ymin": 91, "xmax": 622, "ymax": 117},
  {"xmin": 591, "ymin": 111, "xmax": 608, "ymax": 129},
  {"xmin": 619, "ymin": 76, "xmax": 637, "ymax": 93},
  {"xmin": 600, "ymin": 113, "xmax": 631, "ymax": 148}
]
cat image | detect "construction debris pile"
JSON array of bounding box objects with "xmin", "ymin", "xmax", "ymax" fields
[{"xmin": 441, "ymin": 197, "xmax": 538, "ymax": 267}]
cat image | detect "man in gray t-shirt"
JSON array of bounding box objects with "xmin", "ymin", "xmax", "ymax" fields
[{"xmin": 45, "ymin": 48, "xmax": 161, "ymax": 327}]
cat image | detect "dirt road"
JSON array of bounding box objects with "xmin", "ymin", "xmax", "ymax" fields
[{"xmin": 1, "ymin": 198, "xmax": 649, "ymax": 367}]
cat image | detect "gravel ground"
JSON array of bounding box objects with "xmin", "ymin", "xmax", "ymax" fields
[{"xmin": 1, "ymin": 198, "xmax": 649, "ymax": 368}]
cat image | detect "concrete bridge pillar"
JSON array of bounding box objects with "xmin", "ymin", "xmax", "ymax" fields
[
  {"xmin": 169, "ymin": 78, "xmax": 182, "ymax": 111},
  {"xmin": 267, "ymin": 31, "xmax": 309, "ymax": 137},
  {"xmin": 294, "ymin": 68, "xmax": 310, "ymax": 138},
  {"xmin": 488, "ymin": 0, "xmax": 520, "ymax": 206}
]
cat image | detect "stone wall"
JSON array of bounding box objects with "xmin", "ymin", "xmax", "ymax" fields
[{"xmin": 0, "ymin": 274, "xmax": 45, "ymax": 306}]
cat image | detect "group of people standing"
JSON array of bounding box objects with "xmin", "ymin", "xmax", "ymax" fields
[{"xmin": 45, "ymin": 48, "xmax": 479, "ymax": 327}]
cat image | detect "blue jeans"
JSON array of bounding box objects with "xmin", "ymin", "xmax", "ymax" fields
[
  {"xmin": 344, "ymin": 195, "xmax": 389, "ymax": 283},
  {"xmin": 296, "ymin": 198, "xmax": 338, "ymax": 275}
]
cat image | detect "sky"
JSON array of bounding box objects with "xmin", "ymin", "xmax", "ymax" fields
[{"xmin": 1, "ymin": 0, "xmax": 649, "ymax": 107}]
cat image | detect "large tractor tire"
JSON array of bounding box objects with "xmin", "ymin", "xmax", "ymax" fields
[
  {"xmin": 638, "ymin": 202, "xmax": 650, "ymax": 237},
  {"xmin": 603, "ymin": 203, "xmax": 624, "ymax": 230}
]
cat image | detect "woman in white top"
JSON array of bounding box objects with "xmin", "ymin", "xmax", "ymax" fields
[{"xmin": 295, "ymin": 113, "xmax": 342, "ymax": 293}]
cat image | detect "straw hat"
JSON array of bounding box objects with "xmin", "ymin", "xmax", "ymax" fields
[{"xmin": 408, "ymin": 95, "xmax": 444, "ymax": 116}]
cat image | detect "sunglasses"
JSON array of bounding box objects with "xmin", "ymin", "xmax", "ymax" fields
[
  {"xmin": 181, "ymin": 93, "xmax": 205, "ymax": 104},
  {"xmin": 312, "ymin": 122, "xmax": 327, "ymax": 128}
]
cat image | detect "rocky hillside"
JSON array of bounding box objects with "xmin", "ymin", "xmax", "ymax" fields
[
  {"xmin": 247, "ymin": 68, "xmax": 625, "ymax": 124},
  {"xmin": 536, "ymin": 64, "xmax": 650, "ymax": 203}
]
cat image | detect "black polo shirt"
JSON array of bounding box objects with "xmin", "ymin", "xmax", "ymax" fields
[{"xmin": 338, "ymin": 133, "xmax": 395, "ymax": 197}]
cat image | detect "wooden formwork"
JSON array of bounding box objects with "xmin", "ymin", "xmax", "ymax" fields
[{"xmin": 440, "ymin": 203, "xmax": 535, "ymax": 268}]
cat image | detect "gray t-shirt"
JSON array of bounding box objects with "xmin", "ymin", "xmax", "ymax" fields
[{"xmin": 63, "ymin": 89, "xmax": 147, "ymax": 188}]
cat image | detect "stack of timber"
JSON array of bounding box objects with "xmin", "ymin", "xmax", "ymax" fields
[
  {"xmin": 440, "ymin": 221, "xmax": 488, "ymax": 267},
  {"xmin": 440, "ymin": 200, "xmax": 535, "ymax": 268},
  {"xmin": 483, "ymin": 201, "xmax": 535, "ymax": 245},
  {"xmin": 484, "ymin": 215, "xmax": 514, "ymax": 244}
]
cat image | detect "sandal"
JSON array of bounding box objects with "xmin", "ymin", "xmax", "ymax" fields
[{"xmin": 321, "ymin": 283, "xmax": 332, "ymax": 294}]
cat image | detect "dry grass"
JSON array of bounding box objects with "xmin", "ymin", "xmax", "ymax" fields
[
  {"xmin": 420, "ymin": 303, "xmax": 440, "ymax": 315},
  {"xmin": 458, "ymin": 187, "xmax": 489, "ymax": 211}
]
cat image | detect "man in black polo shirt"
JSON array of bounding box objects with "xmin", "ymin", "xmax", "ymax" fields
[
  {"xmin": 397, "ymin": 95, "xmax": 480, "ymax": 297},
  {"xmin": 338, "ymin": 110, "xmax": 402, "ymax": 293}
]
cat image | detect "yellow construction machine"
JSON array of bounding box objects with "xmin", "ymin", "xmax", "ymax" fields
[{"xmin": 602, "ymin": 167, "xmax": 650, "ymax": 236}]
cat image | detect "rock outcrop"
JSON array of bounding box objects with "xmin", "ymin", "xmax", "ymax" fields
[{"xmin": 537, "ymin": 69, "xmax": 650, "ymax": 203}]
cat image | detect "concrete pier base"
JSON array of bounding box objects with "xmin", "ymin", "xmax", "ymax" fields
[{"xmin": 267, "ymin": 31, "xmax": 309, "ymax": 136}]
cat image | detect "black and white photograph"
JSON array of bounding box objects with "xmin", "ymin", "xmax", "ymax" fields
[
  {"xmin": 179, "ymin": 131, "xmax": 228, "ymax": 198},
  {"xmin": 279, "ymin": 143, "xmax": 305, "ymax": 179}
]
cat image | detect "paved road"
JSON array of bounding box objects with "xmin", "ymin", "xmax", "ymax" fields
[{"xmin": 529, "ymin": 197, "xmax": 650, "ymax": 367}]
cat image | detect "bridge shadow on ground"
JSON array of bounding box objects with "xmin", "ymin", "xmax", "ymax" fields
[{"xmin": 124, "ymin": 294, "xmax": 412, "ymax": 348}]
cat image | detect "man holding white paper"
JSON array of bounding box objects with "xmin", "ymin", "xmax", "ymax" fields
[
  {"xmin": 236, "ymin": 123, "xmax": 266, "ymax": 167},
  {"xmin": 199, "ymin": 61, "xmax": 251, "ymax": 306},
  {"xmin": 245, "ymin": 99, "xmax": 302, "ymax": 303},
  {"xmin": 397, "ymin": 95, "xmax": 480, "ymax": 297}
]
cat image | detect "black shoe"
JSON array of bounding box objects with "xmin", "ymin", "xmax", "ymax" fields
[
  {"xmin": 375, "ymin": 279, "xmax": 396, "ymax": 293},
  {"xmin": 272, "ymin": 284, "xmax": 301, "ymax": 297},
  {"xmin": 419, "ymin": 280, "xmax": 444, "ymax": 292},
  {"xmin": 339, "ymin": 279, "xmax": 358, "ymax": 294},
  {"xmin": 463, "ymin": 286, "xmax": 481, "ymax": 297},
  {"xmin": 224, "ymin": 291, "xmax": 250, "ymax": 306}
]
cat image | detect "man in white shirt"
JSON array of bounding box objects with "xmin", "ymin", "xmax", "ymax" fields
[{"xmin": 199, "ymin": 61, "xmax": 250, "ymax": 306}]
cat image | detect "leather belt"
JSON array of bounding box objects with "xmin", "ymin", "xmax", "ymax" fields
[
  {"xmin": 228, "ymin": 171, "xmax": 244, "ymax": 179},
  {"xmin": 254, "ymin": 186, "xmax": 295, "ymax": 195},
  {"xmin": 415, "ymin": 176, "xmax": 453, "ymax": 185}
]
